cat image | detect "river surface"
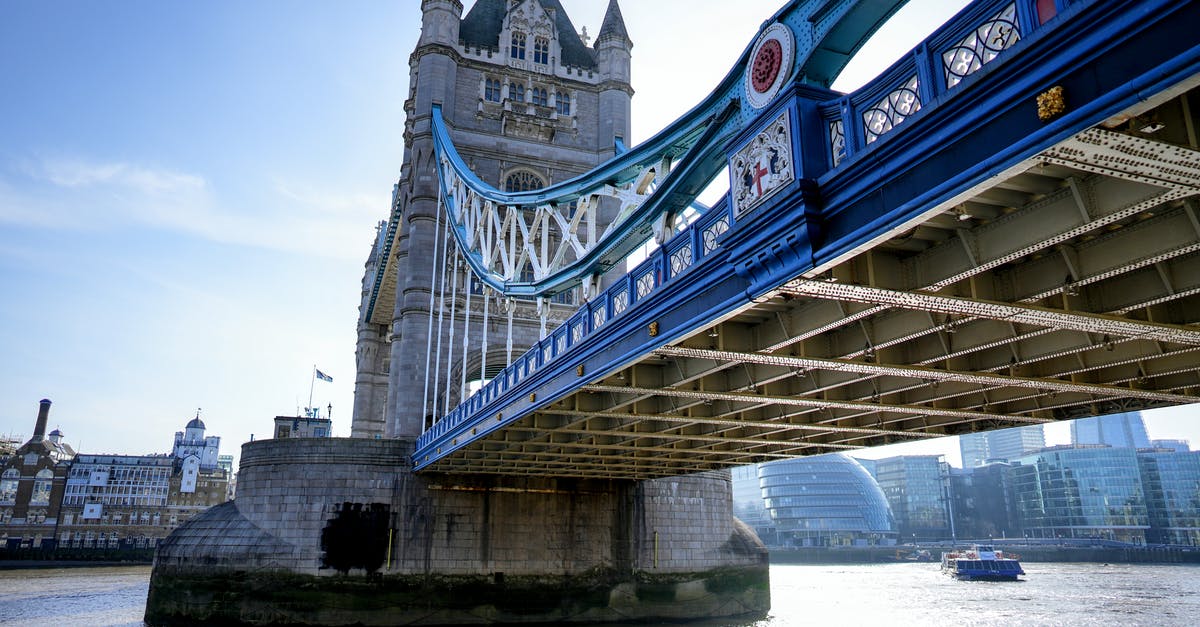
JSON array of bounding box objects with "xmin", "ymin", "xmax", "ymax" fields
[{"xmin": 1, "ymin": 562, "xmax": 1198, "ymax": 626}]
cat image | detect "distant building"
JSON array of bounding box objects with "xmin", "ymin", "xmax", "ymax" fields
[
  {"xmin": 1071, "ymin": 411, "xmax": 1150, "ymax": 449},
  {"xmin": 1137, "ymin": 448, "xmax": 1200, "ymax": 545},
  {"xmin": 959, "ymin": 425, "xmax": 1045, "ymax": 468},
  {"xmin": 988, "ymin": 425, "xmax": 1046, "ymax": 461},
  {"xmin": 948, "ymin": 462, "xmax": 1020, "ymax": 541},
  {"xmin": 218, "ymin": 454, "xmax": 237, "ymax": 500},
  {"xmin": 56, "ymin": 414, "xmax": 229, "ymax": 551},
  {"xmin": 273, "ymin": 414, "xmax": 332, "ymax": 439},
  {"xmin": 759, "ymin": 454, "xmax": 896, "ymax": 547},
  {"xmin": 959, "ymin": 433, "xmax": 989, "ymax": 469},
  {"xmin": 1150, "ymin": 439, "xmax": 1191, "ymax": 453},
  {"xmin": 872, "ymin": 455, "xmax": 951, "ymax": 542},
  {"xmin": 0, "ymin": 400, "xmax": 75, "ymax": 550},
  {"xmin": 730, "ymin": 464, "xmax": 774, "ymax": 544},
  {"xmin": 173, "ymin": 413, "xmax": 221, "ymax": 470},
  {"xmin": 1010, "ymin": 445, "xmax": 1149, "ymax": 544}
]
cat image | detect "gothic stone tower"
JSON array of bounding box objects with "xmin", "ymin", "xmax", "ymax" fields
[
  {"xmin": 146, "ymin": 4, "xmax": 768, "ymax": 623},
  {"xmin": 353, "ymin": 0, "xmax": 634, "ymax": 439}
]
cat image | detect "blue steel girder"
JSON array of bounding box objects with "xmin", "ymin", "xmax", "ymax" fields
[{"xmin": 414, "ymin": 0, "xmax": 1200, "ymax": 477}]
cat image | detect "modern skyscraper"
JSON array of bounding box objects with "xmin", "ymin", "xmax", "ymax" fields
[
  {"xmin": 959, "ymin": 424, "xmax": 1046, "ymax": 468},
  {"xmin": 1071, "ymin": 411, "xmax": 1151, "ymax": 448}
]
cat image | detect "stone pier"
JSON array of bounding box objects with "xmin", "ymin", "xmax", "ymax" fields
[{"xmin": 145, "ymin": 438, "xmax": 769, "ymax": 625}]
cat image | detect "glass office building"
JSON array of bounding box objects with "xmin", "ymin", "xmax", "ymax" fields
[
  {"xmin": 1010, "ymin": 445, "xmax": 1149, "ymax": 543},
  {"xmin": 873, "ymin": 455, "xmax": 952, "ymax": 541},
  {"xmin": 1137, "ymin": 448, "xmax": 1200, "ymax": 546},
  {"xmin": 1071, "ymin": 412, "xmax": 1150, "ymax": 448},
  {"xmin": 759, "ymin": 454, "xmax": 896, "ymax": 547}
]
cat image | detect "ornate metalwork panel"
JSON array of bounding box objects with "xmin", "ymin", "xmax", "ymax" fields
[
  {"xmin": 730, "ymin": 110, "xmax": 796, "ymax": 218},
  {"xmin": 612, "ymin": 290, "xmax": 630, "ymax": 316},
  {"xmin": 863, "ymin": 76, "xmax": 921, "ymax": 144},
  {"xmin": 829, "ymin": 119, "xmax": 846, "ymax": 167},
  {"xmin": 943, "ymin": 3, "xmax": 1022, "ymax": 89},
  {"xmin": 670, "ymin": 245, "xmax": 693, "ymax": 276},
  {"xmin": 592, "ymin": 306, "xmax": 607, "ymax": 329},
  {"xmin": 702, "ymin": 216, "xmax": 729, "ymax": 254},
  {"xmin": 636, "ymin": 271, "xmax": 655, "ymax": 299}
]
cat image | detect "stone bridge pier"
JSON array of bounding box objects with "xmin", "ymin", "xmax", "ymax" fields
[{"xmin": 145, "ymin": 437, "xmax": 769, "ymax": 625}]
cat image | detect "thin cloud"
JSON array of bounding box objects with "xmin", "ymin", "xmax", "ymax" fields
[
  {"xmin": 27, "ymin": 156, "xmax": 206, "ymax": 195},
  {"xmin": 1, "ymin": 154, "xmax": 384, "ymax": 261}
]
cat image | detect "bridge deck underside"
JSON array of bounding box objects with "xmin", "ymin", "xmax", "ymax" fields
[{"xmin": 425, "ymin": 85, "xmax": 1200, "ymax": 480}]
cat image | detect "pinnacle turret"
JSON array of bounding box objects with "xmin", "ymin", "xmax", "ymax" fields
[{"xmin": 597, "ymin": 0, "xmax": 631, "ymax": 47}]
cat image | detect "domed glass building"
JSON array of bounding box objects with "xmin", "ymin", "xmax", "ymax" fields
[{"xmin": 759, "ymin": 454, "xmax": 897, "ymax": 547}]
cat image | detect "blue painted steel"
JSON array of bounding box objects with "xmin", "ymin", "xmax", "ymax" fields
[{"xmin": 414, "ymin": 0, "xmax": 1200, "ymax": 470}]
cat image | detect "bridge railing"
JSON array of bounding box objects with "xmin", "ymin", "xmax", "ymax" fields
[
  {"xmin": 824, "ymin": 0, "xmax": 1061, "ymax": 168},
  {"xmin": 417, "ymin": 0, "xmax": 1081, "ymax": 458},
  {"xmin": 416, "ymin": 195, "xmax": 735, "ymax": 453}
]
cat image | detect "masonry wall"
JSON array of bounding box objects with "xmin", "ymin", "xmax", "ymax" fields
[{"xmin": 147, "ymin": 437, "xmax": 769, "ymax": 625}]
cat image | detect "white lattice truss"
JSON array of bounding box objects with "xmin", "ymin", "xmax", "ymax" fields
[{"xmin": 439, "ymin": 154, "xmax": 678, "ymax": 299}]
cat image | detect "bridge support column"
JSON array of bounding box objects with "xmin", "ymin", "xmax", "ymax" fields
[{"xmin": 145, "ymin": 437, "xmax": 769, "ymax": 625}]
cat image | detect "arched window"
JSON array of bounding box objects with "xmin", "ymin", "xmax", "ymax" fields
[
  {"xmin": 0, "ymin": 468, "xmax": 18, "ymax": 503},
  {"xmin": 556, "ymin": 91, "xmax": 571, "ymax": 116},
  {"xmin": 504, "ymin": 170, "xmax": 545, "ymax": 193},
  {"xmin": 531, "ymin": 87, "xmax": 548, "ymax": 107},
  {"xmin": 484, "ymin": 78, "xmax": 501, "ymax": 102},
  {"xmin": 533, "ymin": 37, "xmax": 549, "ymax": 65},
  {"xmin": 510, "ymin": 32, "xmax": 526, "ymax": 60},
  {"xmin": 509, "ymin": 82, "xmax": 525, "ymax": 103},
  {"xmin": 31, "ymin": 469, "xmax": 53, "ymax": 505}
]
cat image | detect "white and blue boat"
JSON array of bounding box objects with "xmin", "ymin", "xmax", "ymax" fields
[{"xmin": 940, "ymin": 545, "xmax": 1025, "ymax": 581}]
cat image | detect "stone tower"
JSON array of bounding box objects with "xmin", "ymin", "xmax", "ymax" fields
[{"xmin": 353, "ymin": 0, "xmax": 634, "ymax": 439}]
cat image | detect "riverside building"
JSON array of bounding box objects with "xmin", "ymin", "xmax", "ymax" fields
[
  {"xmin": 758, "ymin": 455, "xmax": 897, "ymax": 547},
  {"xmin": 0, "ymin": 400, "xmax": 75, "ymax": 550},
  {"xmin": 56, "ymin": 414, "xmax": 229, "ymax": 550}
]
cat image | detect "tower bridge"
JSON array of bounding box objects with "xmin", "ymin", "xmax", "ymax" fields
[
  {"xmin": 147, "ymin": 1, "xmax": 1200, "ymax": 624},
  {"xmin": 407, "ymin": 0, "xmax": 1200, "ymax": 478}
]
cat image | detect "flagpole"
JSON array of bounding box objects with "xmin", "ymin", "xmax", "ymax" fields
[{"xmin": 308, "ymin": 365, "xmax": 316, "ymax": 416}]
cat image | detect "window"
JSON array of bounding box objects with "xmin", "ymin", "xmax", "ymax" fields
[
  {"xmin": 556, "ymin": 92, "xmax": 571, "ymax": 116},
  {"xmin": 484, "ymin": 78, "xmax": 501, "ymax": 102},
  {"xmin": 510, "ymin": 32, "xmax": 526, "ymax": 60},
  {"xmin": 509, "ymin": 82, "xmax": 525, "ymax": 103},
  {"xmin": 531, "ymin": 87, "xmax": 548, "ymax": 107},
  {"xmin": 0, "ymin": 469, "xmax": 17, "ymax": 503},
  {"xmin": 31, "ymin": 469, "xmax": 53, "ymax": 505},
  {"xmin": 533, "ymin": 37, "xmax": 549, "ymax": 64},
  {"xmin": 504, "ymin": 171, "xmax": 545, "ymax": 192}
]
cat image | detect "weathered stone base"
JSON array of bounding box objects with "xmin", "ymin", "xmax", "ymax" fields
[
  {"xmin": 146, "ymin": 565, "xmax": 769, "ymax": 625},
  {"xmin": 145, "ymin": 438, "xmax": 769, "ymax": 625}
]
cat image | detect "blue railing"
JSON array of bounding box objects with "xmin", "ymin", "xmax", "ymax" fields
[{"xmin": 823, "ymin": 0, "xmax": 1067, "ymax": 168}]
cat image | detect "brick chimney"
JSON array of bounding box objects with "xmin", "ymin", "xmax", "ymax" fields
[{"xmin": 32, "ymin": 398, "xmax": 51, "ymax": 441}]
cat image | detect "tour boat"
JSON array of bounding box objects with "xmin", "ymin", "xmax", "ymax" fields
[{"xmin": 940, "ymin": 545, "xmax": 1025, "ymax": 581}]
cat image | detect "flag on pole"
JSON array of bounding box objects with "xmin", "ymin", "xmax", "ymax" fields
[{"xmin": 315, "ymin": 369, "xmax": 333, "ymax": 382}]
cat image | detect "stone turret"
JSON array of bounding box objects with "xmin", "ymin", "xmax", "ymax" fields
[
  {"xmin": 596, "ymin": 0, "xmax": 633, "ymax": 150},
  {"xmin": 419, "ymin": 0, "xmax": 463, "ymax": 47}
]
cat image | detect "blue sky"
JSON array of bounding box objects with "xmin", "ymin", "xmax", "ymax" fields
[{"xmin": 1, "ymin": 0, "xmax": 1195, "ymax": 468}]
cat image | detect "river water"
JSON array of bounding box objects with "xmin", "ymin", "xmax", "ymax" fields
[{"xmin": 1, "ymin": 562, "xmax": 1198, "ymax": 626}]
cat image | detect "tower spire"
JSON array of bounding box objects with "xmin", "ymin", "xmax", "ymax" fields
[{"xmin": 597, "ymin": 0, "xmax": 631, "ymax": 47}]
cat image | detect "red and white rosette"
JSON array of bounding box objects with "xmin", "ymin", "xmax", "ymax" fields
[{"xmin": 745, "ymin": 22, "xmax": 795, "ymax": 110}]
